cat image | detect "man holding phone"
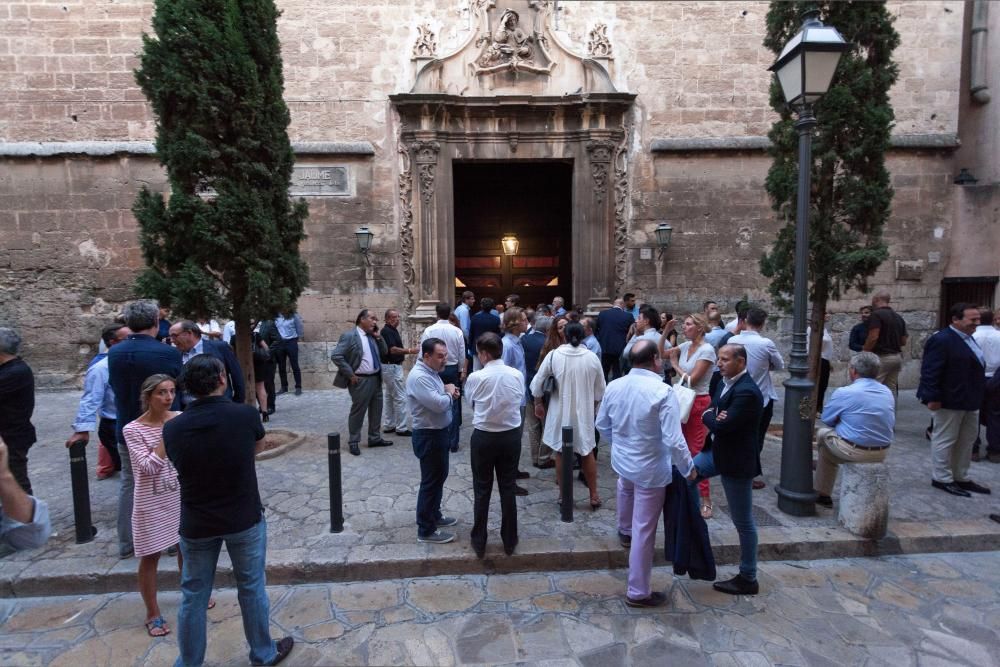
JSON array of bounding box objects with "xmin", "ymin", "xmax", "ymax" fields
[{"xmin": 331, "ymin": 309, "xmax": 392, "ymax": 456}]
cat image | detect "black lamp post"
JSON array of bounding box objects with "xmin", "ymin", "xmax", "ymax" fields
[{"xmin": 768, "ymin": 10, "xmax": 849, "ymax": 517}]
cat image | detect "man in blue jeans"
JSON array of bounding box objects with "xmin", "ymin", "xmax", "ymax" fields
[
  {"xmin": 405, "ymin": 337, "xmax": 460, "ymax": 544},
  {"xmin": 164, "ymin": 355, "xmax": 293, "ymax": 666},
  {"xmin": 691, "ymin": 343, "xmax": 763, "ymax": 595}
]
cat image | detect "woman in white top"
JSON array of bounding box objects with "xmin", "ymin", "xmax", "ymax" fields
[
  {"xmin": 531, "ymin": 322, "xmax": 607, "ymax": 509},
  {"xmin": 807, "ymin": 314, "xmax": 834, "ymax": 413},
  {"xmin": 662, "ymin": 313, "xmax": 717, "ymax": 518}
]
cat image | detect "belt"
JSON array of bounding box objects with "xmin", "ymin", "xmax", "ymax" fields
[
  {"xmin": 842, "ymin": 437, "xmax": 889, "ymax": 451},
  {"xmin": 355, "ymin": 372, "xmax": 380, "ymax": 377}
]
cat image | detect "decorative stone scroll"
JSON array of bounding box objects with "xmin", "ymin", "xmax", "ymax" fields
[
  {"xmin": 587, "ymin": 23, "xmax": 613, "ymax": 58},
  {"xmin": 613, "ymin": 123, "xmax": 631, "ymax": 293},
  {"xmin": 411, "ymin": 140, "xmax": 440, "ymax": 299},
  {"xmin": 586, "ymin": 140, "xmax": 614, "ymax": 206},
  {"xmin": 397, "ymin": 132, "xmax": 415, "ymax": 311},
  {"xmin": 412, "ymin": 24, "xmax": 438, "ymax": 59}
]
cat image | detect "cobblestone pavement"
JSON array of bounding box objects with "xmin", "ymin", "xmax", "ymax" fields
[
  {"xmin": 3, "ymin": 389, "xmax": 1000, "ymax": 594},
  {"xmin": 2, "ymin": 551, "xmax": 999, "ymax": 666}
]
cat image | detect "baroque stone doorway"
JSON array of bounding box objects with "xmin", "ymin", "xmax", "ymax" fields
[{"xmin": 453, "ymin": 161, "xmax": 573, "ymax": 309}]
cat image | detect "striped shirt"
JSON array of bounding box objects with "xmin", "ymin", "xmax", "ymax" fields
[{"xmin": 124, "ymin": 419, "xmax": 181, "ymax": 557}]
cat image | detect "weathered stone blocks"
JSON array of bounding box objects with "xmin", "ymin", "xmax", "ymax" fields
[{"xmin": 838, "ymin": 462, "xmax": 890, "ymax": 540}]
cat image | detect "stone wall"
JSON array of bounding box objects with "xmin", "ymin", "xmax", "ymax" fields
[{"xmin": 0, "ymin": 0, "xmax": 973, "ymax": 387}]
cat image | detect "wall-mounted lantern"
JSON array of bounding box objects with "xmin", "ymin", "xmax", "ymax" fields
[{"xmin": 355, "ymin": 226, "xmax": 374, "ymax": 265}]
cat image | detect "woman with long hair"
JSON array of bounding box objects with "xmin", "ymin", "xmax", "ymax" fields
[
  {"xmin": 530, "ymin": 322, "xmax": 607, "ymax": 509},
  {"xmin": 537, "ymin": 315, "xmax": 568, "ymax": 369},
  {"xmin": 124, "ymin": 374, "xmax": 183, "ymax": 637},
  {"xmin": 662, "ymin": 313, "xmax": 717, "ymax": 518}
]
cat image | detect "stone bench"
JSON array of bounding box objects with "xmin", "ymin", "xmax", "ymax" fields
[{"xmin": 837, "ymin": 461, "xmax": 890, "ymax": 539}]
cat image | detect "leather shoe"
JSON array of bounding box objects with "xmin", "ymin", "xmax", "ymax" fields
[
  {"xmin": 816, "ymin": 494, "xmax": 833, "ymax": 508},
  {"xmin": 276, "ymin": 388, "xmax": 288, "ymax": 396},
  {"xmin": 516, "ymin": 470, "xmax": 530, "ymax": 479},
  {"xmin": 294, "ymin": 388, "xmax": 302, "ymax": 396},
  {"xmin": 618, "ymin": 532, "xmax": 631, "ymax": 549},
  {"xmin": 514, "ymin": 485, "xmax": 529, "ymax": 496},
  {"xmin": 368, "ymin": 439, "xmax": 393, "ymax": 448},
  {"xmin": 472, "ymin": 543, "xmax": 486, "ymax": 559},
  {"xmin": 450, "ymin": 445, "xmax": 460, "ymax": 453},
  {"xmin": 504, "ymin": 539, "xmax": 518, "ymax": 556},
  {"xmin": 932, "ymin": 480, "xmax": 971, "ymax": 497},
  {"xmin": 269, "ymin": 636, "xmax": 294, "ymax": 665},
  {"xmin": 534, "ymin": 460, "xmax": 555, "ymax": 469},
  {"xmin": 752, "ymin": 480, "xmax": 766, "ymax": 490},
  {"xmin": 395, "ymin": 429, "xmax": 412, "ymax": 437},
  {"xmin": 625, "ymin": 592, "xmax": 667, "ymax": 608},
  {"xmin": 713, "ymin": 574, "xmax": 759, "ymax": 596},
  {"xmin": 956, "ymin": 480, "xmax": 991, "ymax": 495},
  {"xmin": 349, "ymin": 443, "xmax": 361, "ymax": 456}
]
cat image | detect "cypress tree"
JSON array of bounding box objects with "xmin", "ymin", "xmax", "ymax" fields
[
  {"xmin": 133, "ymin": 0, "xmax": 308, "ymax": 397},
  {"xmin": 760, "ymin": 1, "xmax": 899, "ymax": 408}
]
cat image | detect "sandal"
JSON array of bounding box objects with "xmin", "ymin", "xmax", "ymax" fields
[
  {"xmin": 207, "ymin": 597, "xmax": 216, "ymax": 610},
  {"xmin": 700, "ymin": 501, "xmax": 713, "ymax": 520},
  {"xmin": 145, "ymin": 616, "xmax": 170, "ymax": 637},
  {"xmin": 590, "ymin": 497, "xmax": 602, "ymax": 511}
]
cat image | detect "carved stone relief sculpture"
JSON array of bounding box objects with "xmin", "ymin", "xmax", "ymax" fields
[
  {"xmin": 412, "ymin": 24, "xmax": 438, "ymax": 59},
  {"xmin": 586, "ymin": 140, "xmax": 614, "ymax": 206},
  {"xmin": 587, "ymin": 23, "xmax": 613, "ymax": 59},
  {"xmin": 411, "ymin": 140, "xmax": 440, "ymax": 299},
  {"xmin": 613, "ymin": 123, "xmax": 631, "ymax": 293},
  {"xmin": 473, "ymin": 7, "xmax": 554, "ymax": 75},
  {"xmin": 397, "ymin": 131, "xmax": 416, "ymax": 311}
]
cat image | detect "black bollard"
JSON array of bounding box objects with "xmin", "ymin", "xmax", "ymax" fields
[
  {"xmin": 560, "ymin": 426, "xmax": 574, "ymax": 523},
  {"xmin": 68, "ymin": 441, "xmax": 97, "ymax": 544},
  {"xmin": 328, "ymin": 433, "xmax": 344, "ymax": 533}
]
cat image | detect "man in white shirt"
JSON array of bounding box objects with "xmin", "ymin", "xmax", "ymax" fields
[
  {"xmin": 728, "ymin": 307, "xmax": 784, "ymax": 489},
  {"xmin": 596, "ymin": 340, "xmax": 696, "ymax": 608},
  {"xmin": 973, "ymin": 308, "xmax": 1000, "ymax": 463},
  {"xmin": 421, "ymin": 303, "xmax": 467, "ymax": 452},
  {"xmin": 464, "ymin": 332, "xmax": 525, "ymax": 558}
]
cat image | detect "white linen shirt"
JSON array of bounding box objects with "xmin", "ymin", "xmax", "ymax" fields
[
  {"xmin": 973, "ymin": 325, "xmax": 1000, "ymax": 377},
  {"xmin": 464, "ymin": 360, "xmax": 525, "ymax": 432},
  {"xmin": 422, "ymin": 320, "xmax": 466, "ymax": 366},
  {"xmin": 596, "ymin": 368, "xmax": 694, "ymax": 488},
  {"xmin": 728, "ymin": 330, "xmax": 784, "ymax": 404}
]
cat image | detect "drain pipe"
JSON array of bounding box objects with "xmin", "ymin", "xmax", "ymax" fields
[{"xmin": 970, "ymin": 0, "xmax": 991, "ymax": 104}]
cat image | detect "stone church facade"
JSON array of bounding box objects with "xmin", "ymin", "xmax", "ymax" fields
[{"xmin": 0, "ymin": 0, "xmax": 997, "ymax": 387}]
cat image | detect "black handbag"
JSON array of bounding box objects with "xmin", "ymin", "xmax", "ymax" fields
[{"xmin": 541, "ymin": 374, "xmax": 557, "ymax": 408}]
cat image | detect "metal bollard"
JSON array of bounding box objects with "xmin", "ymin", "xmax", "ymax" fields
[
  {"xmin": 560, "ymin": 426, "xmax": 574, "ymax": 523},
  {"xmin": 68, "ymin": 441, "xmax": 97, "ymax": 544},
  {"xmin": 328, "ymin": 433, "xmax": 344, "ymax": 533}
]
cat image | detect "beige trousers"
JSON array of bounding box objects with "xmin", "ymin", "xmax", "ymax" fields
[
  {"xmin": 523, "ymin": 403, "xmax": 551, "ymax": 466},
  {"xmin": 876, "ymin": 353, "xmax": 902, "ymax": 408},
  {"xmin": 930, "ymin": 408, "xmax": 979, "ymax": 484},
  {"xmin": 814, "ymin": 426, "xmax": 888, "ymax": 496}
]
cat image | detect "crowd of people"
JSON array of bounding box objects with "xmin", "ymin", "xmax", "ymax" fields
[{"xmin": 0, "ymin": 287, "xmax": 998, "ymax": 629}]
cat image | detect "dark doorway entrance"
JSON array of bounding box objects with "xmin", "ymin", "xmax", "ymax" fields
[{"xmin": 453, "ymin": 162, "xmax": 573, "ymax": 311}]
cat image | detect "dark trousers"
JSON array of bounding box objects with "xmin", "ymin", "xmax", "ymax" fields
[
  {"xmin": 6, "ymin": 439, "xmax": 33, "ymax": 495},
  {"xmin": 975, "ymin": 374, "xmax": 1000, "ymax": 456},
  {"xmin": 816, "ymin": 359, "xmax": 831, "ymax": 414},
  {"xmin": 98, "ymin": 417, "xmax": 122, "ymax": 471},
  {"xmin": 757, "ymin": 399, "xmax": 775, "ymax": 454},
  {"xmin": 262, "ymin": 361, "xmax": 277, "ymax": 412},
  {"xmin": 412, "ymin": 428, "xmax": 450, "ymax": 538},
  {"xmin": 470, "ymin": 427, "xmax": 520, "ymax": 552},
  {"xmin": 274, "ymin": 338, "xmax": 301, "ymax": 390},
  {"xmin": 438, "ymin": 364, "xmax": 462, "ymax": 450},
  {"xmin": 602, "ymin": 352, "xmax": 623, "ymax": 381}
]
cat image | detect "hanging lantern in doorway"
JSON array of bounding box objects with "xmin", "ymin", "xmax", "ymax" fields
[{"xmin": 501, "ymin": 233, "xmax": 520, "ymax": 256}]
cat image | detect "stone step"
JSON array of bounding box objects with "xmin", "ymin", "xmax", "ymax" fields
[{"xmin": 5, "ymin": 517, "xmax": 999, "ymax": 598}]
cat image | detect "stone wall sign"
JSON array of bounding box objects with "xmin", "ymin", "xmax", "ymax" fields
[{"xmin": 290, "ymin": 165, "xmax": 352, "ymax": 197}]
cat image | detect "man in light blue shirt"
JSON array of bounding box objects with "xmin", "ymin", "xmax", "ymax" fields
[
  {"xmin": 405, "ymin": 338, "xmax": 461, "ymax": 544},
  {"xmin": 66, "ymin": 323, "xmax": 130, "ymax": 478},
  {"xmin": 582, "ymin": 317, "xmax": 602, "ymax": 358},
  {"xmin": 596, "ymin": 340, "xmax": 696, "ymax": 608},
  {"xmin": 454, "ymin": 291, "xmax": 475, "ymax": 341},
  {"xmin": 500, "ymin": 307, "xmax": 531, "ymax": 493},
  {"xmin": 1, "ymin": 437, "xmax": 51, "ymax": 557},
  {"xmin": 814, "ymin": 352, "xmax": 895, "ymax": 507},
  {"xmin": 551, "ymin": 296, "xmax": 567, "ymax": 318},
  {"xmin": 274, "ymin": 311, "xmax": 304, "ymax": 395}
]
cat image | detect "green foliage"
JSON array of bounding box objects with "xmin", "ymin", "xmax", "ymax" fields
[
  {"xmin": 132, "ymin": 0, "xmax": 308, "ymax": 322},
  {"xmin": 760, "ymin": 1, "xmax": 898, "ymax": 310}
]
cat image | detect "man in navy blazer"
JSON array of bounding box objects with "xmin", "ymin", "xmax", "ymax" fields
[
  {"xmin": 108, "ymin": 299, "xmax": 183, "ymax": 558},
  {"xmin": 521, "ymin": 315, "xmax": 551, "ymax": 468},
  {"xmin": 595, "ymin": 297, "xmax": 635, "ymax": 380},
  {"xmin": 918, "ymin": 302, "xmax": 990, "ymax": 497},
  {"xmin": 690, "ymin": 343, "xmax": 763, "ymax": 595},
  {"xmin": 169, "ymin": 320, "xmax": 246, "ymax": 404},
  {"xmin": 469, "ymin": 298, "xmax": 501, "ymax": 370}
]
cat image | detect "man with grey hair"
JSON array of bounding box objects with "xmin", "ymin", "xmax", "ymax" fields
[
  {"xmin": 581, "ymin": 317, "xmax": 602, "ymax": 358},
  {"xmin": 108, "ymin": 299, "xmax": 182, "ymax": 558},
  {"xmin": 0, "ymin": 327, "xmax": 37, "ymax": 494},
  {"xmin": 814, "ymin": 352, "xmax": 895, "ymax": 508}
]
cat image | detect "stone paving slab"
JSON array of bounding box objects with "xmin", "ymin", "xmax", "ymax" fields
[
  {"xmin": 4, "ymin": 388, "xmax": 1000, "ymax": 597},
  {"xmin": 2, "ymin": 551, "xmax": 999, "ymax": 666}
]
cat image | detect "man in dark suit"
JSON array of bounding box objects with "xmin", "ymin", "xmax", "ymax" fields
[
  {"xmin": 596, "ymin": 297, "xmax": 635, "ymax": 381},
  {"xmin": 690, "ymin": 343, "xmax": 763, "ymax": 595},
  {"xmin": 521, "ymin": 315, "xmax": 552, "ymax": 468},
  {"xmin": 331, "ymin": 309, "xmax": 391, "ymax": 456},
  {"xmin": 169, "ymin": 320, "xmax": 246, "ymax": 404},
  {"xmin": 108, "ymin": 299, "xmax": 183, "ymax": 559},
  {"xmin": 469, "ymin": 297, "xmax": 501, "ymax": 371},
  {"xmin": 918, "ymin": 302, "xmax": 990, "ymax": 497}
]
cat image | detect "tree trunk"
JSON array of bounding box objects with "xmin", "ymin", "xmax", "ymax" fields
[{"xmin": 232, "ymin": 302, "xmax": 257, "ymax": 407}]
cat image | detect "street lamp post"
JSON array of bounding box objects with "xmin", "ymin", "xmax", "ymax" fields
[{"xmin": 768, "ymin": 10, "xmax": 850, "ymax": 517}]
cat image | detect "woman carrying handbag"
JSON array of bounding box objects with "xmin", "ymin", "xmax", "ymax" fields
[{"xmin": 662, "ymin": 313, "xmax": 717, "ymax": 518}]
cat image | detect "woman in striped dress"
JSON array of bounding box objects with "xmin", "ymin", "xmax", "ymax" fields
[{"xmin": 124, "ymin": 373, "xmax": 182, "ymax": 637}]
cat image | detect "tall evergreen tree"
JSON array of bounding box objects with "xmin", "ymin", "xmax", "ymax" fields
[
  {"xmin": 133, "ymin": 0, "xmax": 308, "ymax": 397},
  {"xmin": 761, "ymin": 1, "xmax": 898, "ymax": 408}
]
